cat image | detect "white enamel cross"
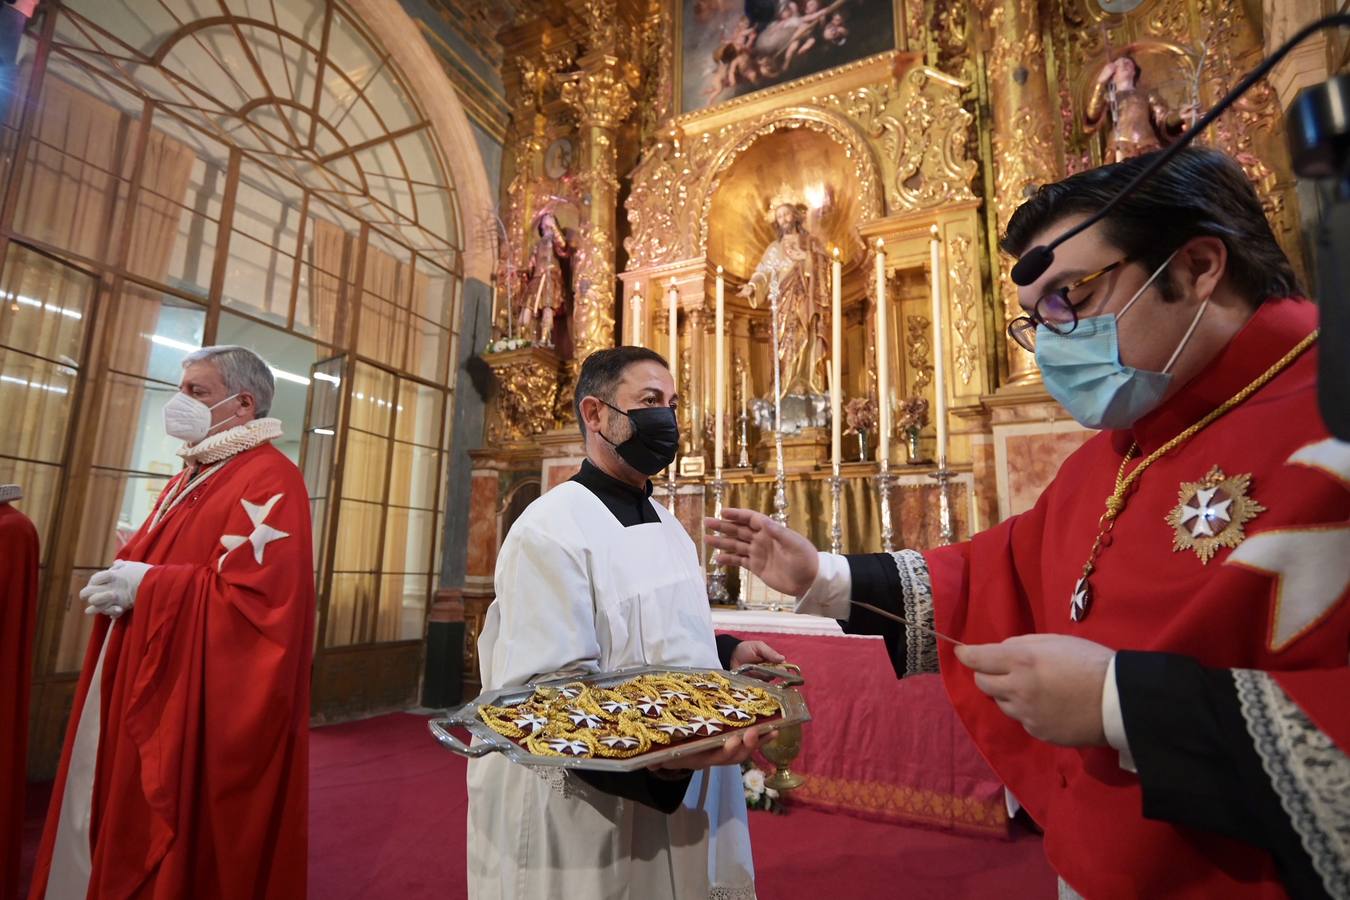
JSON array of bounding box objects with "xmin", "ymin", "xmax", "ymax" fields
[
  {"xmin": 218, "ymin": 493, "xmax": 290, "ymax": 571},
  {"xmin": 1178, "ymin": 486, "xmax": 1233, "ymax": 538}
]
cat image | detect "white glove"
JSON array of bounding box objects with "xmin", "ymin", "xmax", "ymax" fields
[{"xmin": 80, "ymin": 560, "xmax": 152, "ymax": 618}]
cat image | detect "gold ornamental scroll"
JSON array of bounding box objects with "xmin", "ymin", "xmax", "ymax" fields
[{"xmin": 485, "ymin": 346, "xmax": 564, "ymax": 446}]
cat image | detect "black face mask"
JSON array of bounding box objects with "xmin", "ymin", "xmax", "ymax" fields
[{"xmin": 599, "ymin": 400, "xmax": 679, "ymax": 476}]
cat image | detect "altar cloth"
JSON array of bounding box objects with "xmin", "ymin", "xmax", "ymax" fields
[{"xmin": 714, "ymin": 615, "xmax": 1010, "ymax": 838}]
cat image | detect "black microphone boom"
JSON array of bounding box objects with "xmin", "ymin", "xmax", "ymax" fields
[{"xmin": 1009, "ymin": 13, "xmax": 1350, "ymax": 288}]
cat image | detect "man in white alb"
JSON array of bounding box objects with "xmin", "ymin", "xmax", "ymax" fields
[{"xmin": 467, "ymin": 346, "xmax": 781, "ymax": 900}]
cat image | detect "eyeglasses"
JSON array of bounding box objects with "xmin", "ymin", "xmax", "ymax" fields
[{"xmin": 1006, "ymin": 256, "xmax": 1130, "ymax": 353}]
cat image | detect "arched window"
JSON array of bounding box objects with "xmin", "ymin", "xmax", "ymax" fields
[{"xmin": 0, "ymin": 1, "xmax": 469, "ymax": 714}]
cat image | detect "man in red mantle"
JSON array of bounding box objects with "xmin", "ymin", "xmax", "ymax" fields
[
  {"xmin": 1, "ymin": 483, "xmax": 38, "ymax": 900},
  {"xmin": 30, "ymin": 345, "xmax": 314, "ymax": 900},
  {"xmin": 709, "ymin": 148, "xmax": 1350, "ymax": 898}
]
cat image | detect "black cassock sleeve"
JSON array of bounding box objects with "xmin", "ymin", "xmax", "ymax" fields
[
  {"xmin": 1115, "ymin": 651, "xmax": 1331, "ymax": 899},
  {"xmin": 573, "ymin": 768, "xmax": 693, "ymax": 814},
  {"xmin": 715, "ymin": 633, "xmax": 742, "ymax": 670},
  {"xmin": 841, "ymin": 552, "xmax": 909, "ymax": 678}
]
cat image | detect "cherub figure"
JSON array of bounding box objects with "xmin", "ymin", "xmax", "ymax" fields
[
  {"xmin": 782, "ymin": 0, "xmax": 823, "ymax": 68},
  {"xmin": 823, "ymin": 12, "xmax": 847, "ymax": 46},
  {"xmin": 755, "ymin": 0, "xmax": 846, "ymax": 74},
  {"xmin": 708, "ymin": 15, "xmax": 760, "ymax": 99}
]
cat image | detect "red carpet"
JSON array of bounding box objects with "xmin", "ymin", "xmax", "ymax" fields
[{"xmin": 24, "ymin": 712, "xmax": 1056, "ymax": 898}]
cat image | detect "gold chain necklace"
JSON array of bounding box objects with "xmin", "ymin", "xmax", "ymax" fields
[{"xmin": 1069, "ymin": 329, "xmax": 1318, "ymax": 622}]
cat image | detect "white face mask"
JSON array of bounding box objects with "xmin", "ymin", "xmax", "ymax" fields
[{"xmin": 163, "ymin": 391, "xmax": 240, "ymax": 444}]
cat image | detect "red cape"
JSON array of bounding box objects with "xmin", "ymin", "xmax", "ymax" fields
[
  {"xmin": 30, "ymin": 443, "xmax": 314, "ymax": 900},
  {"xmin": 0, "ymin": 503, "xmax": 37, "ymax": 900},
  {"xmin": 930, "ymin": 299, "xmax": 1348, "ymax": 898}
]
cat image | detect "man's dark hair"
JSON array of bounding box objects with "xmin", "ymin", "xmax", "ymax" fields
[
  {"xmin": 1001, "ymin": 147, "xmax": 1301, "ymax": 304},
  {"xmin": 573, "ymin": 346, "xmax": 670, "ymax": 439}
]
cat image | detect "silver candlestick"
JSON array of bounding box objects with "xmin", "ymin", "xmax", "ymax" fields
[
  {"xmin": 828, "ymin": 467, "xmax": 843, "ymax": 555},
  {"xmin": 737, "ymin": 407, "xmax": 751, "ymax": 468},
  {"xmin": 874, "ymin": 459, "xmax": 896, "ymax": 552},
  {"xmin": 707, "ymin": 474, "xmax": 729, "ymax": 603},
  {"xmin": 932, "ymin": 457, "xmax": 956, "ymax": 546},
  {"xmin": 768, "ymin": 273, "xmax": 788, "ymax": 526}
]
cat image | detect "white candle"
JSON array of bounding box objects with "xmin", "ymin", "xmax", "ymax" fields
[
  {"xmin": 715, "ymin": 267, "xmax": 726, "ymax": 471},
  {"xmin": 667, "ymin": 279, "xmax": 678, "ymax": 390},
  {"xmin": 875, "ymin": 238, "xmax": 889, "ymax": 465},
  {"xmin": 489, "ymin": 278, "xmax": 497, "ymax": 336},
  {"xmin": 830, "ymin": 247, "xmax": 842, "ymax": 475},
  {"xmin": 631, "ymin": 287, "xmax": 643, "ymax": 346},
  {"xmin": 741, "ymin": 369, "xmax": 748, "ymax": 416},
  {"xmin": 929, "ymin": 225, "xmax": 949, "ymax": 465},
  {"xmin": 667, "ymin": 279, "xmax": 679, "ymax": 476}
]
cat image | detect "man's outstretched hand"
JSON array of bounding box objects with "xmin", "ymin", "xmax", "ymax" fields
[{"xmin": 704, "ymin": 508, "xmax": 819, "ymax": 597}]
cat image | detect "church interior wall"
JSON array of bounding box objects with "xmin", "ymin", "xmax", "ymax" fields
[{"xmin": 8, "ymin": 0, "xmax": 1341, "ymax": 769}]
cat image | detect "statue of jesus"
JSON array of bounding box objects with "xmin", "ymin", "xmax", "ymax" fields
[{"xmin": 737, "ymin": 201, "xmax": 832, "ymax": 398}]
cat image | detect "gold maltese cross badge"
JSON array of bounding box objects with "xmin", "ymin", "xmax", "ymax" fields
[{"xmin": 1165, "ymin": 466, "xmax": 1265, "ymax": 564}]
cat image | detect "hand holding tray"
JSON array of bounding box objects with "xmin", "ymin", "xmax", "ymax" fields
[{"xmin": 428, "ymin": 663, "xmax": 809, "ymax": 772}]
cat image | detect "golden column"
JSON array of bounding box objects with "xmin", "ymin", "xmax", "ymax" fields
[
  {"xmin": 560, "ymin": 2, "xmax": 638, "ymax": 366},
  {"xmin": 503, "ymin": 49, "xmax": 553, "ymax": 258},
  {"xmin": 979, "ymin": 0, "xmax": 1061, "ymax": 386}
]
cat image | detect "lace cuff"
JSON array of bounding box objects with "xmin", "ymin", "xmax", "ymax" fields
[
  {"xmin": 889, "ymin": 549, "xmax": 937, "ymax": 676},
  {"xmin": 1234, "ymin": 668, "xmax": 1350, "ymax": 898}
]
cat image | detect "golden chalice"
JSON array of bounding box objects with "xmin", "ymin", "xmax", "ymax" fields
[
  {"xmin": 731, "ymin": 662, "xmax": 806, "ymax": 794},
  {"xmin": 760, "ymin": 716, "xmax": 805, "ymax": 793}
]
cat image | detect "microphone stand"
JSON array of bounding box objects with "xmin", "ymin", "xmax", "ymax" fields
[
  {"xmin": 1288, "ymin": 73, "xmax": 1350, "ymax": 439},
  {"xmin": 1313, "ymin": 195, "xmax": 1350, "ymax": 437},
  {"xmin": 1010, "ymin": 13, "xmax": 1350, "ymax": 288}
]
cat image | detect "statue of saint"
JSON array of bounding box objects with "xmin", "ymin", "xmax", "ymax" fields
[
  {"xmin": 516, "ymin": 212, "xmax": 571, "ymax": 347},
  {"xmin": 737, "ymin": 202, "xmax": 832, "ymax": 398},
  {"xmin": 1084, "ymin": 55, "xmax": 1195, "ymax": 163}
]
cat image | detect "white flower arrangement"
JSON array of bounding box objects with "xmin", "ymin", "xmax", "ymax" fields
[
  {"xmin": 484, "ymin": 337, "xmax": 533, "ymax": 354},
  {"xmin": 741, "ymin": 761, "xmax": 784, "ymax": 813}
]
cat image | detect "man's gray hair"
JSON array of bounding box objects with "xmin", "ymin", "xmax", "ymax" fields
[{"xmin": 182, "ymin": 345, "xmax": 275, "ymax": 417}]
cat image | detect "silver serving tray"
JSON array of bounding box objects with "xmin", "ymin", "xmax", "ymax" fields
[{"xmin": 428, "ymin": 663, "xmax": 810, "ymax": 772}]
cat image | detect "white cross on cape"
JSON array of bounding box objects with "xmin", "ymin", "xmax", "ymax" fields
[{"xmin": 218, "ymin": 493, "xmax": 290, "ymax": 571}]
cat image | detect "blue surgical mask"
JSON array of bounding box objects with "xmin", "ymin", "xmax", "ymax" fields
[{"xmin": 1035, "ymin": 251, "xmax": 1208, "ymax": 430}]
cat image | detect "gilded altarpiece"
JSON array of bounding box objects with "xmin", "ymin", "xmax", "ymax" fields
[{"xmin": 460, "ymin": 0, "xmax": 1306, "ymax": 684}]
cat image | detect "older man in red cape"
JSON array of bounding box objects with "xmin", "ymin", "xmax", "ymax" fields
[
  {"xmin": 30, "ymin": 345, "xmax": 314, "ymax": 900},
  {"xmin": 1, "ymin": 484, "xmax": 38, "ymax": 900},
  {"xmin": 709, "ymin": 148, "xmax": 1350, "ymax": 899}
]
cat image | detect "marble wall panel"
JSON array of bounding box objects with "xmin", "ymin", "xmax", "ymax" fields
[{"xmin": 465, "ymin": 470, "xmax": 500, "ymax": 580}]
